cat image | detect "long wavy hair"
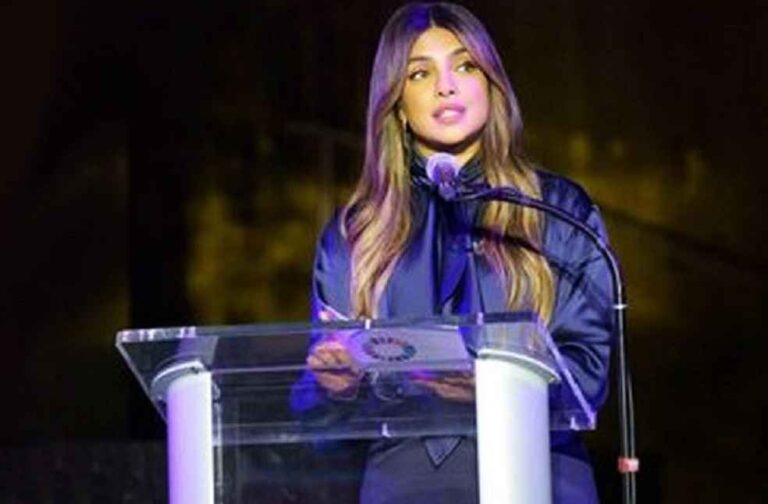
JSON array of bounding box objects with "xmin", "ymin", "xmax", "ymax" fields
[{"xmin": 341, "ymin": 2, "xmax": 555, "ymax": 321}]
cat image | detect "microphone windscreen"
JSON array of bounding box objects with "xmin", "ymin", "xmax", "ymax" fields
[{"xmin": 425, "ymin": 153, "xmax": 459, "ymax": 185}]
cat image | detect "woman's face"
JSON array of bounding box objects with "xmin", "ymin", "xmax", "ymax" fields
[{"xmin": 399, "ymin": 27, "xmax": 490, "ymax": 164}]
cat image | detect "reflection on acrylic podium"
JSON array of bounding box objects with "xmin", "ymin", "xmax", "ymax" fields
[{"xmin": 117, "ymin": 312, "xmax": 595, "ymax": 504}]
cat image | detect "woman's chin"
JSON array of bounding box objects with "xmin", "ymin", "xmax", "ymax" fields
[{"xmin": 416, "ymin": 133, "xmax": 482, "ymax": 157}]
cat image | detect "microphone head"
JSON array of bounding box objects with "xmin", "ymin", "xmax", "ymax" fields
[{"xmin": 425, "ymin": 153, "xmax": 459, "ymax": 185}]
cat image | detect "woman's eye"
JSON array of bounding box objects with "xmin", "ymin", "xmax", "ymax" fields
[
  {"xmin": 457, "ymin": 61, "xmax": 478, "ymax": 72},
  {"xmin": 408, "ymin": 69, "xmax": 428, "ymax": 81}
]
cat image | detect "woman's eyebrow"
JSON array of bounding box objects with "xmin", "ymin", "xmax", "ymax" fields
[{"xmin": 407, "ymin": 47, "xmax": 468, "ymax": 64}]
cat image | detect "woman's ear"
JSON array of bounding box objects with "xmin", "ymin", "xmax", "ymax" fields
[{"xmin": 397, "ymin": 108, "xmax": 407, "ymax": 130}]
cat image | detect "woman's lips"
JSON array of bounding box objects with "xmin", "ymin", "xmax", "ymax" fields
[{"xmin": 433, "ymin": 104, "xmax": 466, "ymax": 125}]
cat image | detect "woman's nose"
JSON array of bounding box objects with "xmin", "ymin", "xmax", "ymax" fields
[{"xmin": 435, "ymin": 71, "xmax": 457, "ymax": 97}]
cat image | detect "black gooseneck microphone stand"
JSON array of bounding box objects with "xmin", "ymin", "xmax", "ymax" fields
[{"xmin": 451, "ymin": 183, "xmax": 638, "ymax": 504}]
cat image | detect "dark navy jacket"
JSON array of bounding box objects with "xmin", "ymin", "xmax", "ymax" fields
[{"xmin": 305, "ymin": 155, "xmax": 614, "ymax": 502}]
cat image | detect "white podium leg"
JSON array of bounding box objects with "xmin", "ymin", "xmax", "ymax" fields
[
  {"xmin": 475, "ymin": 357, "xmax": 552, "ymax": 504},
  {"xmin": 166, "ymin": 367, "xmax": 214, "ymax": 504}
]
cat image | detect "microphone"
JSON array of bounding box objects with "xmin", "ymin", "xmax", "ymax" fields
[
  {"xmin": 424, "ymin": 155, "xmax": 637, "ymax": 503},
  {"xmin": 451, "ymin": 182, "xmax": 638, "ymax": 504},
  {"xmin": 425, "ymin": 153, "xmax": 461, "ymax": 200},
  {"xmin": 424, "ymin": 154, "xmax": 637, "ymax": 502}
]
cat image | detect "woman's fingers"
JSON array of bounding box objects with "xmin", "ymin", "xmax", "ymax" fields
[
  {"xmin": 306, "ymin": 354, "xmax": 325, "ymax": 369},
  {"xmin": 317, "ymin": 373, "xmax": 353, "ymax": 392},
  {"xmin": 441, "ymin": 374, "xmax": 474, "ymax": 386},
  {"xmin": 307, "ymin": 341, "xmax": 361, "ymax": 394},
  {"xmin": 309, "ymin": 341, "xmax": 342, "ymax": 366},
  {"xmin": 310, "ymin": 341, "xmax": 360, "ymax": 373},
  {"xmin": 309, "ymin": 362, "xmax": 358, "ymax": 393},
  {"xmin": 412, "ymin": 374, "xmax": 475, "ymax": 402}
]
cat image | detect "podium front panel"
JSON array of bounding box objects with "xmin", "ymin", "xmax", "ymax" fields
[{"xmin": 117, "ymin": 313, "xmax": 596, "ymax": 503}]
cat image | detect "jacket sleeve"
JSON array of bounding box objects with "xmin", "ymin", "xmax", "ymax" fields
[
  {"xmin": 545, "ymin": 189, "xmax": 616, "ymax": 414},
  {"xmin": 290, "ymin": 214, "xmax": 357, "ymax": 414},
  {"xmin": 310, "ymin": 213, "xmax": 352, "ymax": 322}
]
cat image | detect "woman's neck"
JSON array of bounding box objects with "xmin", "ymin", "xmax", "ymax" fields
[{"xmin": 413, "ymin": 138, "xmax": 481, "ymax": 169}]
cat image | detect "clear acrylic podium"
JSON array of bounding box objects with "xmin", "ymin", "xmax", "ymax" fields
[{"xmin": 117, "ymin": 312, "xmax": 595, "ymax": 504}]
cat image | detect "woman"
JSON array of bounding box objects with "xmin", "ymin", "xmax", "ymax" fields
[{"xmin": 305, "ymin": 3, "xmax": 614, "ymax": 503}]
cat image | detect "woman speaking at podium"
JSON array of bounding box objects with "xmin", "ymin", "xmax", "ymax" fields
[{"xmin": 305, "ymin": 3, "xmax": 614, "ymax": 503}]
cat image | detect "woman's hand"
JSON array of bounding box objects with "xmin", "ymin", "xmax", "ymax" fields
[
  {"xmin": 411, "ymin": 371, "xmax": 475, "ymax": 403},
  {"xmin": 307, "ymin": 339, "xmax": 362, "ymax": 398}
]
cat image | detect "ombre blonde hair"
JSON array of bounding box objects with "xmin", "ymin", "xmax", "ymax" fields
[{"xmin": 342, "ymin": 3, "xmax": 555, "ymax": 321}]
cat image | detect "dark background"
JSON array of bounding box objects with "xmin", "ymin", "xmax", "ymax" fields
[{"xmin": 1, "ymin": 0, "xmax": 767, "ymax": 502}]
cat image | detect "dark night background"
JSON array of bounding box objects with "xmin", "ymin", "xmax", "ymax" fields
[{"xmin": 1, "ymin": 0, "xmax": 767, "ymax": 502}]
